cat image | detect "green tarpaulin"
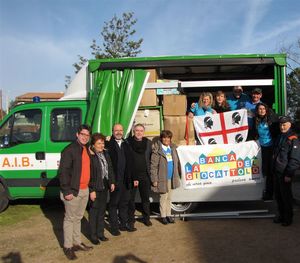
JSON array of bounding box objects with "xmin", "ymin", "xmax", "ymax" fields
[{"xmin": 86, "ymin": 69, "xmax": 147, "ymax": 136}]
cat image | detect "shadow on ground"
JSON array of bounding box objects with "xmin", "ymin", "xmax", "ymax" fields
[
  {"xmin": 40, "ymin": 198, "xmax": 91, "ymax": 247},
  {"xmin": 112, "ymin": 253, "xmax": 147, "ymax": 263},
  {"xmin": 184, "ymin": 200, "xmax": 300, "ymax": 263},
  {"xmin": 1, "ymin": 252, "xmax": 23, "ymax": 263}
]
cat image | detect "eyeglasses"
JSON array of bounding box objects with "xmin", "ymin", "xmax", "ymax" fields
[{"xmin": 79, "ymin": 132, "xmax": 90, "ymax": 137}]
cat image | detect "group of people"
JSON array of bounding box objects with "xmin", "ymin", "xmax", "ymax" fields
[
  {"xmin": 188, "ymin": 85, "xmax": 262, "ymax": 121},
  {"xmin": 59, "ymin": 123, "xmax": 180, "ymax": 260},
  {"xmin": 188, "ymin": 86, "xmax": 300, "ymax": 228},
  {"xmin": 58, "ymin": 86, "xmax": 300, "ymax": 260}
]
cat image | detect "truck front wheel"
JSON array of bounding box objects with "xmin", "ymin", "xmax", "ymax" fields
[
  {"xmin": 0, "ymin": 183, "xmax": 9, "ymax": 213},
  {"xmin": 171, "ymin": 202, "xmax": 198, "ymax": 214}
]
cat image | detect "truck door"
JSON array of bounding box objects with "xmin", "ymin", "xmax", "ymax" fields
[
  {"xmin": 0, "ymin": 108, "xmax": 46, "ymax": 198},
  {"xmin": 43, "ymin": 106, "xmax": 84, "ymax": 197}
]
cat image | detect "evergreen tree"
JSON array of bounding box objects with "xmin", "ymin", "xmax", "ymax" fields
[
  {"xmin": 68, "ymin": 12, "xmax": 143, "ymax": 80},
  {"xmin": 91, "ymin": 12, "xmax": 143, "ymax": 59}
]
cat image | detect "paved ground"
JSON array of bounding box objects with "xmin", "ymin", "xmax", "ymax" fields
[{"xmin": 1, "ymin": 200, "xmax": 300, "ymax": 263}]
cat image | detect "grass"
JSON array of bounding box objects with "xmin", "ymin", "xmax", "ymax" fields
[{"xmin": 0, "ymin": 200, "xmax": 42, "ymax": 227}]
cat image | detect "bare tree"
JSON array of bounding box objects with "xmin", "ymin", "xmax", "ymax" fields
[{"xmin": 280, "ymin": 38, "xmax": 300, "ymax": 120}]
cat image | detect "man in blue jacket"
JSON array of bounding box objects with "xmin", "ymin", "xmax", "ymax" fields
[
  {"xmin": 227, "ymin": 86, "xmax": 250, "ymax": 111},
  {"xmin": 245, "ymin": 88, "xmax": 263, "ymax": 130},
  {"xmin": 272, "ymin": 116, "xmax": 300, "ymax": 226}
]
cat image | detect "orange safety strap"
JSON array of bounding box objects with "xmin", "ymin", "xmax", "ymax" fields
[{"xmin": 185, "ymin": 115, "xmax": 189, "ymax": 145}]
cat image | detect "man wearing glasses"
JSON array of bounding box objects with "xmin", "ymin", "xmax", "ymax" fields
[{"xmin": 59, "ymin": 124, "xmax": 93, "ymax": 260}]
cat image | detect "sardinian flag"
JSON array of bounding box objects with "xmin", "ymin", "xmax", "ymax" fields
[{"xmin": 193, "ymin": 109, "xmax": 249, "ymax": 144}]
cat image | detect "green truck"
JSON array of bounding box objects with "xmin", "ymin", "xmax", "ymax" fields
[{"xmin": 0, "ymin": 54, "xmax": 287, "ymax": 213}]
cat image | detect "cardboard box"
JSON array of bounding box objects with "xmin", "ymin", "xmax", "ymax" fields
[
  {"xmin": 163, "ymin": 116, "xmax": 195, "ymax": 146},
  {"xmin": 134, "ymin": 108, "xmax": 161, "ymax": 139},
  {"xmin": 146, "ymin": 69, "xmax": 157, "ymax": 83},
  {"xmin": 186, "ymin": 116, "xmax": 196, "ymax": 145},
  {"xmin": 139, "ymin": 89, "xmax": 157, "ymax": 106},
  {"xmin": 163, "ymin": 95, "xmax": 187, "ymax": 116}
]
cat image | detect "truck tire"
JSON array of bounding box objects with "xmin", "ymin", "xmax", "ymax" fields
[
  {"xmin": 171, "ymin": 202, "xmax": 198, "ymax": 214},
  {"xmin": 0, "ymin": 183, "xmax": 9, "ymax": 213}
]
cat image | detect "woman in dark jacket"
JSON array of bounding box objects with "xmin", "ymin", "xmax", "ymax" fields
[
  {"xmin": 213, "ymin": 90, "xmax": 230, "ymax": 113},
  {"xmin": 252, "ymin": 102, "xmax": 279, "ymax": 200},
  {"xmin": 89, "ymin": 133, "xmax": 115, "ymax": 245}
]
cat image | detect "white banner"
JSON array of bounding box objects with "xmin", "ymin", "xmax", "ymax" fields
[
  {"xmin": 193, "ymin": 109, "xmax": 249, "ymax": 144},
  {"xmin": 177, "ymin": 141, "xmax": 262, "ymax": 189}
]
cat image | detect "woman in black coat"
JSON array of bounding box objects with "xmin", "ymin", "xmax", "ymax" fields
[{"xmin": 89, "ymin": 133, "xmax": 115, "ymax": 244}]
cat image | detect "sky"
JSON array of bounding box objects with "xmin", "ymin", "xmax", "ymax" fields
[{"xmin": 0, "ymin": 0, "xmax": 300, "ymax": 110}]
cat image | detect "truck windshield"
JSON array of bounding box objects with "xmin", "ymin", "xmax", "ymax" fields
[{"xmin": 0, "ymin": 109, "xmax": 42, "ymax": 147}]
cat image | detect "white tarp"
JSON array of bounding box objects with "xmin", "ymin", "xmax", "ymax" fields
[
  {"xmin": 177, "ymin": 141, "xmax": 262, "ymax": 189},
  {"xmin": 60, "ymin": 63, "xmax": 88, "ymax": 100},
  {"xmin": 193, "ymin": 109, "xmax": 248, "ymax": 144}
]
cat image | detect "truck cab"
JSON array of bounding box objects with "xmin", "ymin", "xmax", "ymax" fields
[{"xmin": 0, "ymin": 100, "xmax": 87, "ymax": 211}]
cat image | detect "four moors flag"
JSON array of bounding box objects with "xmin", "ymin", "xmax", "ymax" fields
[{"xmin": 193, "ymin": 109, "xmax": 249, "ymax": 144}]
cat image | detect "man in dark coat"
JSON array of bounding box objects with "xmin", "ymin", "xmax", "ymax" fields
[
  {"xmin": 106, "ymin": 123, "xmax": 136, "ymax": 235},
  {"xmin": 127, "ymin": 123, "xmax": 153, "ymax": 227},
  {"xmin": 59, "ymin": 124, "xmax": 93, "ymax": 260},
  {"xmin": 272, "ymin": 116, "xmax": 300, "ymax": 226}
]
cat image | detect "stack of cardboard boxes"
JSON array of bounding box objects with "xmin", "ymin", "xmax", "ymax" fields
[
  {"xmin": 134, "ymin": 69, "xmax": 195, "ymax": 145},
  {"xmin": 134, "ymin": 70, "xmax": 161, "ymax": 139},
  {"xmin": 163, "ymin": 95, "xmax": 195, "ymax": 146}
]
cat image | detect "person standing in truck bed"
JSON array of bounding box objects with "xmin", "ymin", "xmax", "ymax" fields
[
  {"xmin": 189, "ymin": 92, "xmax": 216, "ymax": 117},
  {"xmin": 227, "ymin": 86, "xmax": 250, "ymax": 111}
]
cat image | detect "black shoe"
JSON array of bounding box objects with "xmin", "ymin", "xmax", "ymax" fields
[
  {"xmin": 273, "ymin": 217, "xmax": 283, "ymax": 224},
  {"xmin": 98, "ymin": 236, "xmax": 109, "ymax": 241},
  {"xmin": 167, "ymin": 216, "xmax": 175, "ymax": 223},
  {"xmin": 120, "ymin": 224, "xmax": 137, "ymax": 232},
  {"xmin": 119, "ymin": 225, "xmax": 128, "ymax": 231},
  {"xmin": 281, "ymin": 221, "xmax": 292, "ymax": 226},
  {"xmin": 127, "ymin": 225, "xmax": 137, "ymax": 232},
  {"xmin": 110, "ymin": 229, "xmax": 121, "ymax": 236},
  {"xmin": 63, "ymin": 247, "xmax": 77, "ymax": 260},
  {"xmin": 161, "ymin": 217, "xmax": 168, "ymax": 225},
  {"xmin": 263, "ymin": 196, "xmax": 273, "ymax": 202},
  {"xmin": 282, "ymin": 220, "xmax": 293, "ymax": 227},
  {"xmin": 144, "ymin": 219, "xmax": 152, "ymax": 226},
  {"xmin": 262, "ymin": 191, "xmax": 273, "ymax": 202},
  {"xmin": 90, "ymin": 238, "xmax": 100, "ymax": 245},
  {"xmin": 73, "ymin": 243, "xmax": 93, "ymax": 252}
]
